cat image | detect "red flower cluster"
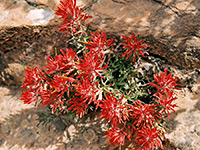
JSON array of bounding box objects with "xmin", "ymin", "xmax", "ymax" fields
[
  {"xmin": 134, "ymin": 127, "xmax": 163, "ymax": 150},
  {"xmin": 55, "ymin": 0, "xmax": 92, "ymax": 35},
  {"xmin": 129, "ymin": 100, "xmax": 162, "ymax": 129},
  {"xmin": 20, "ymin": 0, "xmax": 181, "ymax": 149},
  {"xmin": 20, "ymin": 87, "xmax": 39, "ymax": 105},
  {"xmin": 149, "ymin": 68, "xmax": 179, "ymax": 94},
  {"xmin": 20, "ymin": 67, "xmax": 45, "ymax": 105},
  {"xmin": 120, "ymin": 33, "xmax": 149, "ymax": 63},
  {"xmin": 45, "ymin": 48, "xmax": 77, "ymax": 74},
  {"xmin": 68, "ymin": 97, "xmax": 88, "ymax": 118},
  {"xmin": 149, "ymin": 68, "xmax": 179, "ymax": 118},
  {"xmin": 67, "ymin": 79, "xmax": 102, "ymax": 117},
  {"xmin": 85, "ymin": 30, "xmax": 114, "ymax": 56},
  {"xmin": 76, "ymin": 51, "xmax": 108, "ymax": 81},
  {"xmin": 154, "ymin": 91, "xmax": 177, "ymax": 118},
  {"xmin": 99, "ymin": 70, "xmax": 179, "ymax": 148},
  {"xmin": 100, "ymin": 94, "xmax": 129, "ymax": 128},
  {"xmin": 21, "ymin": 46, "xmax": 108, "ymax": 114},
  {"xmin": 105, "ymin": 126, "xmax": 131, "ymax": 146},
  {"xmin": 21, "ymin": 66, "xmax": 45, "ymax": 89}
]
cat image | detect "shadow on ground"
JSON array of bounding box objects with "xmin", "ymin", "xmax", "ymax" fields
[
  {"xmin": 0, "ymin": 85, "xmax": 67, "ymax": 149},
  {"xmin": 0, "ymin": 106, "xmax": 67, "ymax": 150},
  {"xmin": 164, "ymin": 108, "xmax": 187, "ymax": 134}
]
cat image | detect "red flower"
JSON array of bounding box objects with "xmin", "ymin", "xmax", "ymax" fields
[
  {"xmin": 20, "ymin": 87, "xmax": 39, "ymax": 104},
  {"xmin": 74, "ymin": 79, "xmax": 102, "ymax": 108},
  {"xmin": 75, "ymin": 79, "xmax": 94, "ymax": 97},
  {"xmin": 60, "ymin": 48, "xmax": 77, "ymax": 63},
  {"xmin": 120, "ymin": 33, "xmax": 149, "ymax": 63},
  {"xmin": 85, "ymin": 30, "xmax": 114, "ymax": 56},
  {"xmin": 149, "ymin": 68, "xmax": 179, "ymax": 94},
  {"xmin": 40, "ymin": 89, "xmax": 57, "ymax": 106},
  {"xmin": 48, "ymin": 74, "xmax": 76, "ymax": 99},
  {"xmin": 50, "ymin": 99, "xmax": 66, "ymax": 114},
  {"xmin": 100, "ymin": 94, "xmax": 129, "ymax": 127},
  {"xmin": 105, "ymin": 126, "xmax": 131, "ymax": 146},
  {"xmin": 129, "ymin": 100, "xmax": 162, "ymax": 129},
  {"xmin": 68, "ymin": 97, "xmax": 88, "ymax": 118},
  {"xmin": 20, "ymin": 67, "xmax": 45, "ymax": 105},
  {"xmin": 44, "ymin": 48, "xmax": 76, "ymax": 74},
  {"xmin": 154, "ymin": 91, "xmax": 177, "ymax": 118},
  {"xmin": 76, "ymin": 51, "xmax": 108, "ymax": 80},
  {"xmin": 134, "ymin": 127, "xmax": 163, "ymax": 150},
  {"xmin": 21, "ymin": 67, "xmax": 45, "ymax": 90},
  {"xmin": 55, "ymin": 0, "xmax": 92, "ymax": 35}
]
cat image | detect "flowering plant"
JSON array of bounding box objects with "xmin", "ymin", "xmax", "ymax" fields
[{"xmin": 20, "ymin": 0, "xmax": 180, "ymax": 149}]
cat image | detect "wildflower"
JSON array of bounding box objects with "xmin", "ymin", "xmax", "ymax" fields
[
  {"xmin": 21, "ymin": 67, "xmax": 45, "ymax": 90},
  {"xmin": 67, "ymin": 97, "xmax": 88, "ymax": 118},
  {"xmin": 74, "ymin": 79, "xmax": 102, "ymax": 108},
  {"xmin": 149, "ymin": 68, "xmax": 179, "ymax": 94},
  {"xmin": 120, "ymin": 33, "xmax": 149, "ymax": 63},
  {"xmin": 50, "ymin": 99, "xmax": 66, "ymax": 114},
  {"xmin": 55, "ymin": 0, "xmax": 92, "ymax": 35},
  {"xmin": 134, "ymin": 127, "xmax": 163, "ymax": 150},
  {"xmin": 48, "ymin": 74, "xmax": 76, "ymax": 99},
  {"xmin": 100, "ymin": 94, "xmax": 129, "ymax": 127},
  {"xmin": 85, "ymin": 30, "xmax": 114, "ymax": 56},
  {"xmin": 20, "ymin": 67, "xmax": 46, "ymax": 106},
  {"xmin": 44, "ymin": 48, "xmax": 76, "ymax": 74},
  {"xmin": 20, "ymin": 87, "xmax": 39, "ymax": 104},
  {"xmin": 76, "ymin": 51, "xmax": 108, "ymax": 80},
  {"xmin": 60, "ymin": 48, "xmax": 77, "ymax": 63},
  {"xmin": 154, "ymin": 91, "xmax": 177, "ymax": 118},
  {"xmin": 40, "ymin": 89, "xmax": 57, "ymax": 106},
  {"xmin": 105, "ymin": 126, "xmax": 131, "ymax": 146},
  {"xmin": 129, "ymin": 100, "xmax": 162, "ymax": 129}
]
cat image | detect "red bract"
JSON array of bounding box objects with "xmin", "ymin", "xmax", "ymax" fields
[
  {"xmin": 149, "ymin": 68, "xmax": 179, "ymax": 94},
  {"xmin": 129, "ymin": 100, "xmax": 162, "ymax": 129},
  {"xmin": 74, "ymin": 79, "xmax": 102, "ymax": 108},
  {"xmin": 20, "ymin": 87, "xmax": 39, "ymax": 104},
  {"xmin": 48, "ymin": 74, "xmax": 76, "ymax": 99},
  {"xmin": 76, "ymin": 51, "xmax": 108, "ymax": 80},
  {"xmin": 20, "ymin": 67, "xmax": 45, "ymax": 106},
  {"xmin": 40, "ymin": 89, "xmax": 58, "ymax": 106},
  {"xmin": 85, "ymin": 30, "xmax": 114, "ymax": 56},
  {"xmin": 120, "ymin": 33, "xmax": 149, "ymax": 63},
  {"xmin": 44, "ymin": 48, "xmax": 76, "ymax": 74},
  {"xmin": 50, "ymin": 99, "xmax": 66, "ymax": 114},
  {"xmin": 154, "ymin": 91, "xmax": 177, "ymax": 118},
  {"xmin": 105, "ymin": 126, "xmax": 131, "ymax": 146},
  {"xmin": 21, "ymin": 67, "xmax": 45, "ymax": 90},
  {"xmin": 55, "ymin": 0, "xmax": 92, "ymax": 35},
  {"xmin": 60, "ymin": 48, "xmax": 77, "ymax": 63},
  {"xmin": 100, "ymin": 94, "xmax": 129, "ymax": 127},
  {"xmin": 134, "ymin": 127, "xmax": 163, "ymax": 150},
  {"xmin": 68, "ymin": 97, "xmax": 88, "ymax": 118}
]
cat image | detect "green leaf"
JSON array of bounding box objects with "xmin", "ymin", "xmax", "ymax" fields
[{"xmin": 20, "ymin": 64, "xmax": 27, "ymax": 70}]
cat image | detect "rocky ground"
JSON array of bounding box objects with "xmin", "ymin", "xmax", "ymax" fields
[{"xmin": 164, "ymin": 78, "xmax": 200, "ymax": 150}]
